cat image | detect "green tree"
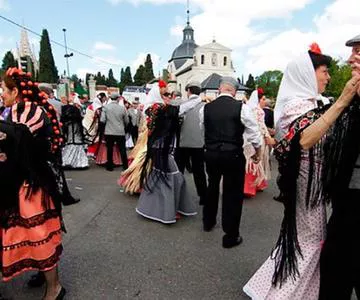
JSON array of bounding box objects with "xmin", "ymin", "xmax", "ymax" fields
[
  {"xmin": 95, "ymin": 71, "xmax": 107, "ymax": 85},
  {"xmin": 134, "ymin": 65, "xmax": 146, "ymax": 86},
  {"xmin": 1, "ymin": 51, "xmax": 17, "ymax": 71},
  {"xmin": 38, "ymin": 29, "xmax": 59, "ymax": 83},
  {"xmin": 143, "ymin": 54, "xmax": 155, "ymax": 82},
  {"xmin": 245, "ymin": 73, "xmax": 256, "ymax": 91},
  {"xmin": 255, "ymin": 70, "xmax": 283, "ymax": 99},
  {"xmin": 107, "ymin": 68, "xmax": 118, "ymax": 87},
  {"xmin": 326, "ymin": 59, "xmax": 352, "ymax": 98},
  {"xmin": 123, "ymin": 66, "xmax": 133, "ymax": 85}
]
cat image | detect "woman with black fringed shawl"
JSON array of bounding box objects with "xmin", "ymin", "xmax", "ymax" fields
[
  {"xmin": 135, "ymin": 81, "xmax": 197, "ymax": 224},
  {"xmin": 243, "ymin": 44, "xmax": 360, "ymax": 299}
]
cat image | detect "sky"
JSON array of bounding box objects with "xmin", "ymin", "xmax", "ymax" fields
[{"xmin": 0, "ymin": 0, "xmax": 359, "ymax": 81}]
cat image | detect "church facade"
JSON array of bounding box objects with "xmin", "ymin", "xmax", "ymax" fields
[{"xmin": 167, "ymin": 16, "xmax": 246, "ymax": 99}]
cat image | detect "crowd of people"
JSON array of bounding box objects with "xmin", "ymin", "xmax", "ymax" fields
[{"xmin": 0, "ymin": 32, "xmax": 360, "ymax": 300}]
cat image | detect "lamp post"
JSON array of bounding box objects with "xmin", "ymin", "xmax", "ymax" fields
[{"xmin": 62, "ymin": 28, "xmax": 73, "ymax": 77}]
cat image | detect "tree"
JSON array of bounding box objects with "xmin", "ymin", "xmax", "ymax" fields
[
  {"xmin": 107, "ymin": 68, "xmax": 118, "ymax": 87},
  {"xmin": 143, "ymin": 54, "xmax": 155, "ymax": 82},
  {"xmin": 38, "ymin": 29, "xmax": 59, "ymax": 83},
  {"xmin": 123, "ymin": 67, "xmax": 133, "ymax": 85},
  {"xmin": 134, "ymin": 65, "xmax": 146, "ymax": 86},
  {"xmin": 326, "ymin": 59, "xmax": 352, "ymax": 98},
  {"xmin": 1, "ymin": 51, "xmax": 17, "ymax": 71},
  {"xmin": 245, "ymin": 74, "xmax": 256, "ymax": 91},
  {"xmin": 255, "ymin": 70, "xmax": 283, "ymax": 99},
  {"xmin": 95, "ymin": 71, "xmax": 107, "ymax": 85}
]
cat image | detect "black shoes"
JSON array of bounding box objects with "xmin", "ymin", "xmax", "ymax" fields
[
  {"xmin": 27, "ymin": 272, "xmax": 45, "ymax": 288},
  {"xmin": 62, "ymin": 197, "xmax": 80, "ymax": 206},
  {"xmin": 55, "ymin": 287, "xmax": 66, "ymax": 300},
  {"xmin": 222, "ymin": 236, "xmax": 243, "ymax": 249}
]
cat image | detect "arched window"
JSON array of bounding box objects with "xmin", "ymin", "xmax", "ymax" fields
[
  {"xmin": 211, "ymin": 53, "xmax": 217, "ymax": 66},
  {"xmin": 201, "ymin": 55, "xmax": 205, "ymax": 65},
  {"xmin": 223, "ymin": 56, "xmax": 227, "ymax": 66}
]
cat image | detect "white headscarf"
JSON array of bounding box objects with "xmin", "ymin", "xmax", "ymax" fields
[
  {"xmin": 92, "ymin": 97, "xmax": 103, "ymax": 111},
  {"xmin": 274, "ymin": 52, "xmax": 329, "ymax": 139},
  {"xmin": 142, "ymin": 85, "xmax": 164, "ymax": 109},
  {"xmin": 247, "ymin": 89, "xmax": 259, "ymax": 109}
]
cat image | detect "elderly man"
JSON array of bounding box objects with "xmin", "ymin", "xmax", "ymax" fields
[
  {"xmin": 201, "ymin": 77, "xmax": 261, "ymax": 248},
  {"xmin": 101, "ymin": 92, "xmax": 129, "ymax": 171},
  {"xmin": 319, "ymin": 34, "xmax": 360, "ymax": 300},
  {"xmin": 177, "ymin": 81, "xmax": 207, "ymax": 205}
]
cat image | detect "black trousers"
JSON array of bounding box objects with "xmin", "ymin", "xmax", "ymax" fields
[
  {"xmin": 319, "ymin": 189, "xmax": 360, "ymax": 300},
  {"xmin": 131, "ymin": 126, "xmax": 139, "ymax": 145},
  {"xmin": 105, "ymin": 135, "xmax": 128, "ymax": 169},
  {"xmin": 203, "ymin": 150, "xmax": 245, "ymax": 239},
  {"xmin": 177, "ymin": 147, "xmax": 207, "ymax": 200}
]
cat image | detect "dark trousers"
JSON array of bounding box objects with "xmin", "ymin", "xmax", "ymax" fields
[
  {"xmin": 176, "ymin": 147, "xmax": 207, "ymax": 200},
  {"xmin": 319, "ymin": 189, "xmax": 360, "ymax": 300},
  {"xmin": 131, "ymin": 126, "xmax": 139, "ymax": 145},
  {"xmin": 203, "ymin": 150, "xmax": 245, "ymax": 239},
  {"xmin": 105, "ymin": 135, "xmax": 128, "ymax": 169}
]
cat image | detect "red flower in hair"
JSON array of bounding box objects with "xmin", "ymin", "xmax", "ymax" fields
[
  {"xmin": 158, "ymin": 80, "xmax": 167, "ymax": 88},
  {"xmin": 309, "ymin": 43, "xmax": 322, "ymax": 54},
  {"xmin": 257, "ymin": 88, "xmax": 264, "ymax": 95}
]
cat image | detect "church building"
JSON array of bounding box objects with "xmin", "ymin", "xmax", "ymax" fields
[{"xmin": 167, "ymin": 10, "xmax": 247, "ymax": 98}]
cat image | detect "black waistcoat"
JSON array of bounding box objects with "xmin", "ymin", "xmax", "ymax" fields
[{"xmin": 204, "ymin": 95, "xmax": 244, "ymax": 152}]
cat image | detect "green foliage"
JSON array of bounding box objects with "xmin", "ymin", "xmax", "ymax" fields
[
  {"xmin": 38, "ymin": 29, "xmax": 59, "ymax": 83},
  {"xmin": 107, "ymin": 68, "xmax": 118, "ymax": 87},
  {"xmin": 245, "ymin": 74, "xmax": 256, "ymax": 91},
  {"xmin": 1, "ymin": 51, "xmax": 17, "ymax": 71},
  {"xmin": 162, "ymin": 69, "xmax": 169, "ymax": 81},
  {"xmin": 95, "ymin": 71, "xmax": 107, "ymax": 85},
  {"xmin": 118, "ymin": 66, "xmax": 133, "ymax": 92},
  {"xmin": 143, "ymin": 54, "xmax": 155, "ymax": 82},
  {"xmin": 326, "ymin": 59, "xmax": 352, "ymax": 98},
  {"xmin": 255, "ymin": 70, "xmax": 283, "ymax": 99},
  {"xmin": 134, "ymin": 65, "xmax": 146, "ymax": 86}
]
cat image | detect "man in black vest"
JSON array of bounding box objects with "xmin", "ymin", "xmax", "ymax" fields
[{"xmin": 201, "ymin": 77, "xmax": 261, "ymax": 248}]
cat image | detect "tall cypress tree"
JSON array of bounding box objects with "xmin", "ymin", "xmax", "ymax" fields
[
  {"xmin": 134, "ymin": 65, "xmax": 146, "ymax": 86},
  {"xmin": 245, "ymin": 73, "xmax": 256, "ymax": 91},
  {"xmin": 1, "ymin": 51, "xmax": 17, "ymax": 71},
  {"xmin": 143, "ymin": 54, "xmax": 155, "ymax": 82},
  {"xmin": 38, "ymin": 29, "xmax": 59, "ymax": 83},
  {"xmin": 123, "ymin": 66, "xmax": 133, "ymax": 85},
  {"xmin": 107, "ymin": 68, "xmax": 118, "ymax": 87}
]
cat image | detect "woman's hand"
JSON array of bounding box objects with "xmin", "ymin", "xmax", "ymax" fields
[
  {"xmin": 265, "ymin": 136, "xmax": 276, "ymax": 146},
  {"xmin": 337, "ymin": 74, "xmax": 360, "ymax": 107}
]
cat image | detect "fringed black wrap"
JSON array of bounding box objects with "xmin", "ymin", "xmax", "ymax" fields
[
  {"xmin": 140, "ymin": 104, "xmax": 180, "ymax": 191},
  {"xmin": 272, "ymin": 105, "xmax": 329, "ymax": 286},
  {"xmin": 322, "ymin": 95, "xmax": 360, "ymax": 202}
]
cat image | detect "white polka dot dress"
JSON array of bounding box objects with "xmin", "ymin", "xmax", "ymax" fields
[{"xmin": 243, "ymin": 154, "xmax": 326, "ymax": 300}]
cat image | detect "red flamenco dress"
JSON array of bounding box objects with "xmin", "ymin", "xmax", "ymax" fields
[{"xmin": 0, "ymin": 102, "xmax": 63, "ymax": 281}]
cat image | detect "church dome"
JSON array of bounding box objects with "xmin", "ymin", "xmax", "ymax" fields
[{"xmin": 169, "ymin": 24, "xmax": 198, "ymax": 70}]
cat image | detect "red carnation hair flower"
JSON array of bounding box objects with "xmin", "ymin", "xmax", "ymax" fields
[
  {"xmin": 257, "ymin": 87, "xmax": 264, "ymax": 95},
  {"xmin": 158, "ymin": 80, "xmax": 167, "ymax": 88},
  {"xmin": 309, "ymin": 42, "xmax": 322, "ymax": 54}
]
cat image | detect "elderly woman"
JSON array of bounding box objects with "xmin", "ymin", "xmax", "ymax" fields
[
  {"xmin": 0, "ymin": 68, "xmax": 66, "ymax": 299},
  {"xmin": 243, "ymin": 44, "xmax": 360, "ymax": 299}
]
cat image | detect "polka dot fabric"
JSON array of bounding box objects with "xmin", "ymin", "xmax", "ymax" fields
[{"xmin": 243, "ymin": 153, "xmax": 327, "ymax": 300}]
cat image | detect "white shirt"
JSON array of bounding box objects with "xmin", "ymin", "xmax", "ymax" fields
[{"xmin": 199, "ymin": 93, "xmax": 262, "ymax": 149}]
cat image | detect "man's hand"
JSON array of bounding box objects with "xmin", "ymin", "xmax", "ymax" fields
[{"xmin": 251, "ymin": 147, "xmax": 261, "ymax": 164}]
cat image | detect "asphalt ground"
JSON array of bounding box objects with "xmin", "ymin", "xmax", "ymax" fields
[{"xmin": 1, "ymin": 160, "xmax": 302, "ymax": 299}]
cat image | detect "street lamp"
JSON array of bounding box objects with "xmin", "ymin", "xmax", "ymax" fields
[{"xmin": 62, "ymin": 28, "xmax": 73, "ymax": 77}]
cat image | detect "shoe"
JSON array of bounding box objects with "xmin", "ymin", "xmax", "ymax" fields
[
  {"xmin": 62, "ymin": 197, "xmax": 80, "ymax": 206},
  {"xmin": 222, "ymin": 236, "xmax": 243, "ymax": 248},
  {"xmin": 203, "ymin": 222, "xmax": 216, "ymax": 232},
  {"xmin": 56, "ymin": 287, "xmax": 66, "ymax": 300},
  {"xmin": 27, "ymin": 272, "xmax": 45, "ymax": 288}
]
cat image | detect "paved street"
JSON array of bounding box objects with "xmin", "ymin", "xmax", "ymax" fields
[{"xmin": 4, "ymin": 161, "xmax": 283, "ymax": 300}]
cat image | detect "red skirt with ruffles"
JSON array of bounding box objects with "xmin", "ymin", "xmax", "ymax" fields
[{"xmin": 0, "ymin": 184, "xmax": 63, "ymax": 281}]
